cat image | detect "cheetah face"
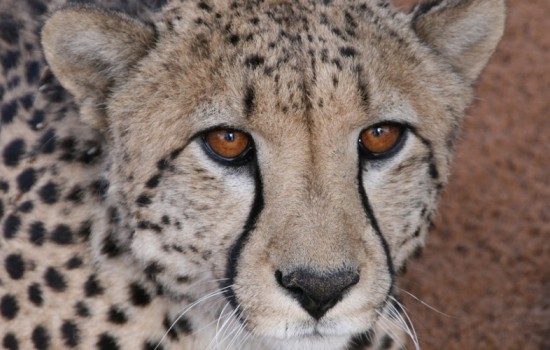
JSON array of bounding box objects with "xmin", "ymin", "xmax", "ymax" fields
[{"xmin": 42, "ymin": 0, "xmax": 504, "ymax": 348}]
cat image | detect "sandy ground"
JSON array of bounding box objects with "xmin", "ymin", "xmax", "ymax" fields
[{"xmin": 393, "ymin": 1, "xmax": 550, "ymax": 349}]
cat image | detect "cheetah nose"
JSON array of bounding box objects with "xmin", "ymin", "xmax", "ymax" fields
[{"xmin": 275, "ymin": 268, "xmax": 360, "ymax": 320}]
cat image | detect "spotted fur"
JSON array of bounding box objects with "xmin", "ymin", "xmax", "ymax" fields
[{"xmin": 1, "ymin": 0, "xmax": 504, "ymax": 349}]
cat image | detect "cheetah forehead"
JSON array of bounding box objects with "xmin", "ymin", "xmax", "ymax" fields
[{"xmin": 117, "ymin": 0, "xmax": 461, "ymax": 144}]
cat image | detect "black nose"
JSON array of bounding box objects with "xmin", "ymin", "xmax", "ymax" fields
[{"xmin": 275, "ymin": 268, "xmax": 360, "ymax": 320}]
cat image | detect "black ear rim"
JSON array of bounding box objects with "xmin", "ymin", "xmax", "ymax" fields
[{"xmin": 411, "ymin": 0, "xmax": 443, "ymax": 17}]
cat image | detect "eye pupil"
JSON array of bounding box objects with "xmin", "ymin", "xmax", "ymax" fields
[
  {"xmin": 225, "ymin": 132, "xmax": 235, "ymax": 142},
  {"xmin": 372, "ymin": 127, "xmax": 384, "ymax": 137}
]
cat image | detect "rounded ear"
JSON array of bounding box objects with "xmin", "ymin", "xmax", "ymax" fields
[
  {"xmin": 41, "ymin": 6, "xmax": 156, "ymax": 129},
  {"xmin": 411, "ymin": 0, "xmax": 506, "ymax": 83}
]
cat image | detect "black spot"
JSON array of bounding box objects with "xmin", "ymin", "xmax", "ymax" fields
[
  {"xmin": 66, "ymin": 185, "xmax": 85, "ymax": 203},
  {"xmin": 16, "ymin": 201, "xmax": 32, "ymax": 214},
  {"xmin": 7, "ymin": 76, "xmax": 19, "ymax": 90},
  {"xmin": 0, "ymin": 180, "xmax": 8, "ymax": 192},
  {"xmin": 143, "ymin": 341, "xmax": 163, "ymax": 350},
  {"xmin": 20, "ymin": 93, "xmax": 35, "ymax": 110},
  {"xmin": 379, "ymin": 335, "xmax": 394, "ymax": 349},
  {"xmin": 137, "ymin": 220, "xmax": 162, "ymax": 233},
  {"xmin": 77, "ymin": 143, "xmax": 102, "ymax": 165},
  {"xmin": 26, "ymin": 0, "xmax": 48, "ymax": 15},
  {"xmin": 145, "ymin": 174, "xmax": 161, "ymax": 188},
  {"xmin": 228, "ymin": 34, "xmax": 239, "ymax": 45},
  {"xmin": 136, "ymin": 194, "xmax": 152, "ymax": 207},
  {"xmin": 347, "ymin": 330, "xmax": 373, "ymax": 349},
  {"xmin": 1, "ymin": 99, "xmax": 18, "ymax": 124},
  {"xmin": 243, "ymin": 85, "xmax": 255, "ymax": 118},
  {"xmin": 175, "ymin": 316, "xmax": 193, "ymax": 334},
  {"xmin": 1, "ymin": 294, "xmax": 18, "ymax": 319},
  {"xmin": 3, "ymin": 214, "xmax": 21, "ymax": 239},
  {"xmin": 32, "ymin": 326, "xmax": 50, "ymax": 350},
  {"xmin": 101, "ymin": 233, "xmax": 122, "ymax": 258},
  {"xmin": 197, "ymin": 1, "xmax": 211, "ymax": 11},
  {"xmin": 129, "ymin": 282, "xmax": 151, "ymax": 306},
  {"xmin": 78, "ymin": 220, "xmax": 92, "ymax": 239},
  {"xmin": 59, "ymin": 137, "xmax": 77, "ymax": 161},
  {"xmin": 0, "ymin": 199, "xmax": 3, "ymax": 220},
  {"xmin": 84, "ymin": 274, "xmax": 104, "ymax": 297},
  {"xmin": 161, "ymin": 215, "xmax": 170, "ymax": 225},
  {"xmin": 2, "ymin": 332, "xmax": 18, "ymax": 350},
  {"xmin": 29, "ymin": 221, "xmax": 46, "ymax": 245},
  {"xmin": 108, "ymin": 207, "xmax": 119, "ymax": 224},
  {"xmin": 28, "ymin": 110, "xmax": 45, "ymax": 130},
  {"xmin": 244, "ymin": 54, "xmax": 265, "ymax": 69},
  {"xmin": 157, "ymin": 158, "xmax": 169, "ymax": 170},
  {"xmin": 44, "ymin": 267, "xmax": 67, "ymax": 292},
  {"xmin": 97, "ymin": 333, "xmax": 120, "ymax": 350},
  {"xmin": 90, "ymin": 179, "xmax": 109, "ymax": 199},
  {"xmin": 163, "ymin": 315, "xmax": 179, "ymax": 340},
  {"xmin": 353, "ymin": 64, "xmax": 370, "ymax": 107},
  {"xmin": 16, "ymin": 168, "xmax": 37, "ymax": 193},
  {"xmin": 108, "ymin": 306, "xmax": 128, "ymax": 324},
  {"xmin": 25, "ymin": 60, "xmax": 41, "ymax": 84},
  {"xmin": 75, "ymin": 301, "xmax": 90, "ymax": 317},
  {"xmin": 38, "ymin": 129, "xmax": 57, "ymax": 154},
  {"xmin": 1, "ymin": 50, "xmax": 20, "ymax": 72},
  {"xmin": 38, "ymin": 182, "xmax": 59, "ymax": 204},
  {"xmin": 50, "ymin": 224, "xmax": 73, "ymax": 245},
  {"xmin": 60, "ymin": 320, "xmax": 80, "ymax": 347},
  {"xmin": 28, "ymin": 283, "xmax": 43, "ymax": 306},
  {"xmin": 144, "ymin": 262, "xmax": 164, "ymax": 279},
  {"xmin": 5, "ymin": 253, "xmax": 25, "ymax": 280},
  {"xmin": 3, "ymin": 138, "xmax": 25, "ymax": 167},
  {"xmin": 66, "ymin": 256, "xmax": 83, "ymax": 269},
  {"xmin": 339, "ymin": 46, "xmax": 357, "ymax": 58},
  {"xmin": 0, "ymin": 14, "xmax": 19, "ymax": 45}
]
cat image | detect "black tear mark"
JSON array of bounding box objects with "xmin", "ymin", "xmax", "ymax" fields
[{"xmin": 223, "ymin": 162, "xmax": 264, "ymax": 314}]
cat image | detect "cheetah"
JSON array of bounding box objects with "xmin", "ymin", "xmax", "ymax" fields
[{"xmin": 0, "ymin": 0, "xmax": 505, "ymax": 349}]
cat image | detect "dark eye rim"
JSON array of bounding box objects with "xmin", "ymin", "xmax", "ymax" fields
[
  {"xmin": 358, "ymin": 122, "xmax": 408, "ymax": 160},
  {"xmin": 200, "ymin": 127, "xmax": 255, "ymax": 166}
]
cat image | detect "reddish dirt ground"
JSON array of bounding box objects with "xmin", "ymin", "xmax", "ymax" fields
[{"xmin": 393, "ymin": 1, "xmax": 550, "ymax": 349}]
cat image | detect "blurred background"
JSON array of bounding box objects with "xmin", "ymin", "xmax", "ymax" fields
[{"xmin": 393, "ymin": 0, "xmax": 550, "ymax": 348}]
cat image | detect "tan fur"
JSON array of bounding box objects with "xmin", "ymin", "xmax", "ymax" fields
[{"xmin": 1, "ymin": 0, "xmax": 504, "ymax": 349}]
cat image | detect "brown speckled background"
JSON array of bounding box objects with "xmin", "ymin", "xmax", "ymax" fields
[{"xmin": 392, "ymin": 0, "xmax": 550, "ymax": 349}]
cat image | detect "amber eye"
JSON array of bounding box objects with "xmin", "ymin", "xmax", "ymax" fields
[
  {"xmin": 358, "ymin": 123, "xmax": 406, "ymax": 159},
  {"xmin": 203, "ymin": 129, "xmax": 253, "ymax": 163}
]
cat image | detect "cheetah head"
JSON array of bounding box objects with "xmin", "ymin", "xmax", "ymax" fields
[{"xmin": 42, "ymin": 0, "xmax": 504, "ymax": 348}]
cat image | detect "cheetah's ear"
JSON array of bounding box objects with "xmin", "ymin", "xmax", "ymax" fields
[
  {"xmin": 411, "ymin": 0, "xmax": 506, "ymax": 83},
  {"xmin": 42, "ymin": 6, "xmax": 156, "ymax": 129}
]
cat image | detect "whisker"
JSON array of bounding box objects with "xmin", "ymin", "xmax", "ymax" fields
[
  {"xmin": 389, "ymin": 296, "xmax": 420, "ymax": 350},
  {"xmin": 155, "ymin": 286, "xmax": 231, "ymax": 350},
  {"xmin": 375, "ymin": 312, "xmax": 404, "ymax": 348},
  {"xmin": 398, "ymin": 288, "xmax": 455, "ymax": 318}
]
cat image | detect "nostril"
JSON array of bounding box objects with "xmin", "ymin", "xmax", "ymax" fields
[{"xmin": 276, "ymin": 269, "xmax": 305, "ymax": 296}]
